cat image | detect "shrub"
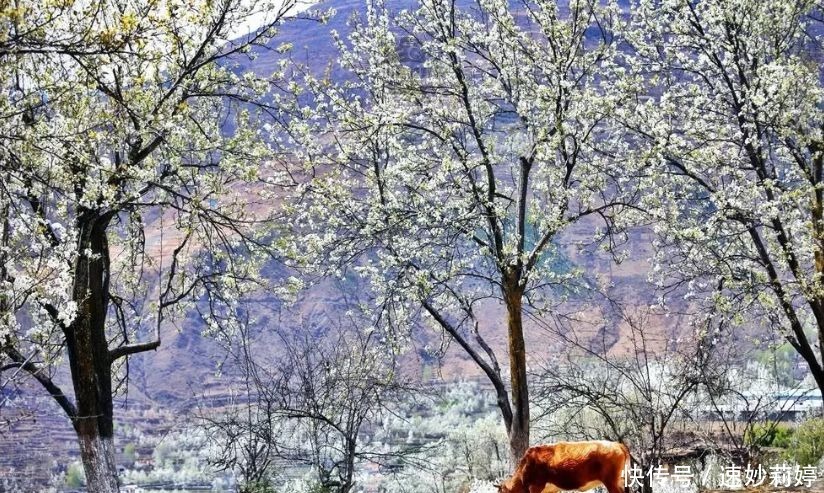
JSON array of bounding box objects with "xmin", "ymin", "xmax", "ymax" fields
[
  {"xmin": 240, "ymin": 478, "xmax": 278, "ymax": 493},
  {"xmin": 123, "ymin": 443, "xmax": 137, "ymax": 463},
  {"xmin": 783, "ymin": 418, "xmax": 824, "ymax": 467},
  {"xmin": 65, "ymin": 462, "xmax": 85, "ymax": 488},
  {"xmin": 745, "ymin": 423, "xmax": 794, "ymax": 448}
]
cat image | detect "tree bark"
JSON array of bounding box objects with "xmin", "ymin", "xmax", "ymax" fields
[
  {"xmin": 66, "ymin": 211, "xmax": 120, "ymax": 493},
  {"xmin": 75, "ymin": 424, "xmax": 119, "ymax": 493},
  {"xmin": 640, "ymin": 461, "xmax": 652, "ymax": 493},
  {"xmin": 504, "ymin": 275, "xmax": 529, "ymax": 462},
  {"xmin": 343, "ymin": 434, "xmax": 357, "ymax": 493}
]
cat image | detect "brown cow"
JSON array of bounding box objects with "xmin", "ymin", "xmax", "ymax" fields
[{"xmin": 497, "ymin": 441, "xmax": 630, "ymax": 493}]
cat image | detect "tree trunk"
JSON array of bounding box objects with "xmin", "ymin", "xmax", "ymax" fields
[
  {"xmin": 504, "ymin": 279, "xmax": 529, "ymax": 462},
  {"xmin": 810, "ymin": 363, "xmax": 824, "ymax": 408},
  {"xmin": 67, "ymin": 212, "xmax": 120, "ymax": 493},
  {"xmin": 342, "ymin": 435, "xmax": 357, "ymax": 493},
  {"xmin": 76, "ymin": 422, "xmax": 119, "ymax": 493},
  {"xmin": 640, "ymin": 462, "xmax": 652, "ymax": 493}
]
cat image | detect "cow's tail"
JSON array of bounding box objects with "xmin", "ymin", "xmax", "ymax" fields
[
  {"xmin": 619, "ymin": 442, "xmax": 632, "ymax": 469},
  {"xmin": 617, "ymin": 443, "xmax": 632, "ymax": 493}
]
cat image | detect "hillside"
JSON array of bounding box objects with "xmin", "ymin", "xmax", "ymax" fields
[
  {"xmin": 124, "ymin": 0, "xmax": 664, "ymax": 408},
  {"xmin": 3, "ymin": 0, "xmax": 665, "ymax": 427},
  {"xmin": 0, "ymin": 0, "xmax": 687, "ymax": 487}
]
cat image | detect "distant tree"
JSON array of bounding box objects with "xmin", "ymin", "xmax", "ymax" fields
[
  {"xmin": 0, "ymin": 0, "xmax": 298, "ymax": 490},
  {"xmin": 123, "ymin": 443, "xmax": 137, "ymax": 464},
  {"xmin": 202, "ymin": 319, "xmax": 415, "ymax": 493},
  {"xmin": 532, "ymin": 304, "xmax": 714, "ymax": 493},
  {"xmin": 625, "ymin": 0, "xmax": 824, "ymax": 403},
  {"xmin": 200, "ymin": 317, "xmax": 282, "ymax": 493},
  {"xmin": 272, "ymin": 327, "xmax": 412, "ymax": 492},
  {"xmin": 277, "ymin": 0, "xmax": 637, "ymax": 461},
  {"xmin": 711, "ymin": 362, "xmax": 811, "ymax": 466},
  {"xmin": 66, "ymin": 461, "xmax": 86, "ymax": 489}
]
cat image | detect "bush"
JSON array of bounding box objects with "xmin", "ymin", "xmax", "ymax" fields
[
  {"xmin": 240, "ymin": 478, "xmax": 278, "ymax": 493},
  {"xmin": 123, "ymin": 442, "xmax": 137, "ymax": 463},
  {"xmin": 65, "ymin": 462, "xmax": 85, "ymax": 488},
  {"xmin": 745, "ymin": 423, "xmax": 794, "ymax": 448},
  {"xmin": 784, "ymin": 418, "xmax": 824, "ymax": 467}
]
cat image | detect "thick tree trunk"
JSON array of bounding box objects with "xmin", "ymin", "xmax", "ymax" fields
[
  {"xmin": 504, "ymin": 279, "xmax": 529, "ymax": 462},
  {"xmin": 70, "ymin": 353, "xmax": 119, "ymax": 493},
  {"xmin": 76, "ymin": 422, "xmax": 119, "ymax": 493},
  {"xmin": 66, "ymin": 212, "xmax": 120, "ymax": 493}
]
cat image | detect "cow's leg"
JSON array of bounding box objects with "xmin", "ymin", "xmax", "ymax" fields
[
  {"xmin": 535, "ymin": 483, "xmax": 558, "ymax": 493},
  {"xmin": 605, "ymin": 477, "xmax": 625, "ymax": 493}
]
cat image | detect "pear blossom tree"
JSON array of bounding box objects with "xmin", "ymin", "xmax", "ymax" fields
[
  {"xmin": 0, "ymin": 0, "xmax": 298, "ymax": 490},
  {"xmin": 277, "ymin": 0, "xmax": 638, "ymax": 460},
  {"xmin": 201, "ymin": 318, "xmax": 416, "ymax": 493},
  {"xmin": 625, "ymin": 0, "xmax": 824, "ymax": 402},
  {"xmin": 532, "ymin": 304, "xmax": 717, "ymax": 493}
]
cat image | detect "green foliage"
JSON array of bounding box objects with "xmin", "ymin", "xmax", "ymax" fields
[
  {"xmin": 305, "ymin": 483, "xmax": 333, "ymax": 493},
  {"xmin": 65, "ymin": 462, "xmax": 85, "ymax": 488},
  {"xmin": 783, "ymin": 418, "xmax": 824, "ymax": 466},
  {"xmin": 123, "ymin": 442, "xmax": 136, "ymax": 463},
  {"xmin": 750, "ymin": 419, "xmax": 824, "ymax": 465},
  {"xmin": 745, "ymin": 423, "xmax": 794, "ymax": 449},
  {"xmin": 240, "ymin": 478, "xmax": 278, "ymax": 493},
  {"xmin": 753, "ymin": 344, "xmax": 798, "ymax": 387}
]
